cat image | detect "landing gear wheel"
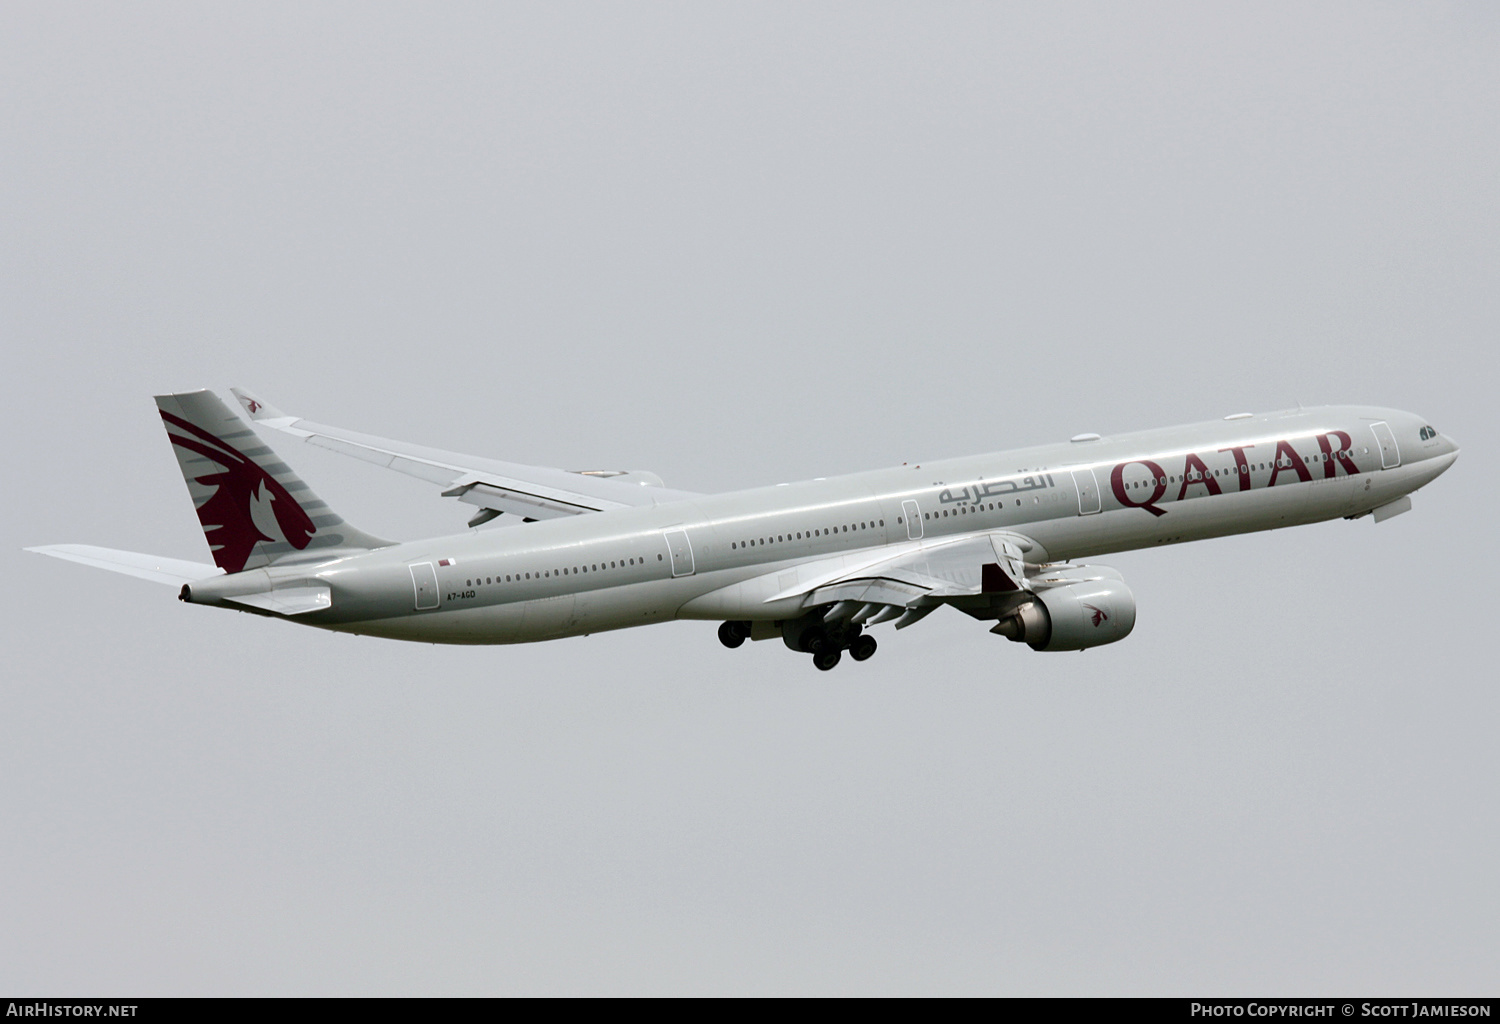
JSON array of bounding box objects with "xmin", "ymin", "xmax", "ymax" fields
[
  {"xmin": 850, "ymin": 635, "xmax": 877, "ymax": 662},
  {"xmin": 718, "ymin": 621, "xmax": 746, "ymax": 649},
  {"xmin": 799, "ymin": 626, "xmax": 829, "ymax": 654},
  {"xmin": 813, "ymin": 650, "xmax": 842, "ymax": 671}
]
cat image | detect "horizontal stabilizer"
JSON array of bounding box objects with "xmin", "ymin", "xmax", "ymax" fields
[
  {"xmin": 224, "ymin": 586, "xmax": 332, "ymax": 616},
  {"xmin": 26, "ymin": 544, "xmax": 223, "ymax": 586}
]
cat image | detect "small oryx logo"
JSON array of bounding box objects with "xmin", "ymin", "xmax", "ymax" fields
[{"xmin": 1083, "ymin": 603, "xmax": 1108, "ymax": 627}]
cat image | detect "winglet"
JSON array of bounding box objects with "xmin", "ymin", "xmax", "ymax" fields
[
  {"xmin": 230, "ymin": 387, "xmax": 313, "ymax": 438},
  {"xmin": 229, "ymin": 387, "xmax": 287, "ymax": 422}
]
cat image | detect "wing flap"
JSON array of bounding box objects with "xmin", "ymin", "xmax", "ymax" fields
[
  {"xmin": 802, "ymin": 575, "xmax": 934, "ymax": 609},
  {"xmin": 769, "ymin": 531, "xmax": 1036, "ymax": 605},
  {"xmin": 740, "ymin": 531, "xmax": 1044, "ymax": 631},
  {"xmin": 442, "ymin": 479, "xmax": 619, "ymax": 520}
]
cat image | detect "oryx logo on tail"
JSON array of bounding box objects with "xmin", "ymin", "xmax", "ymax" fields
[{"xmin": 160, "ymin": 410, "xmax": 316, "ymax": 573}]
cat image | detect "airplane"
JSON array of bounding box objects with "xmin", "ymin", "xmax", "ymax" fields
[{"xmin": 27, "ymin": 390, "xmax": 1458, "ymax": 669}]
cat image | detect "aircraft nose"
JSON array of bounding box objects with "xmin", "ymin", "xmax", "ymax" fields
[{"xmin": 1430, "ymin": 441, "xmax": 1459, "ymax": 477}]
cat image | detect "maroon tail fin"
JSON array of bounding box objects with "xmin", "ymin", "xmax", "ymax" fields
[{"xmin": 155, "ymin": 390, "xmax": 389, "ymax": 573}]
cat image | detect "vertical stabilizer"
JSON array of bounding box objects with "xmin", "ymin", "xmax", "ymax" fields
[{"xmin": 155, "ymin": 390, "xmax": 389, "ymax": 573}]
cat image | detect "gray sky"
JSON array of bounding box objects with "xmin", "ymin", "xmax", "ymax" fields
[{"xmin": 2, "ymin": 1, "xmax": 1495, "ymax": 995}]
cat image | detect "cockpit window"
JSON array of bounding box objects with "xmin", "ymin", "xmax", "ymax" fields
[{"xmin": 1419, "ymin": 426, "xmax": 1438, "ymax": 441}]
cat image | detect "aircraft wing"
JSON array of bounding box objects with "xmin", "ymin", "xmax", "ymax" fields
[
  {"xmin": 230, "ymin": 388, "xmax": 701, "ymax": 525},
  {"xmin": 766, "ymin": 531, "xmax": 1039, "ymax": 629}
]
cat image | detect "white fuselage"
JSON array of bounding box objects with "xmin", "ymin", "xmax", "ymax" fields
[{"xmin": 188, "ymin": 405, "xmax": 1457, "ymax": 644}]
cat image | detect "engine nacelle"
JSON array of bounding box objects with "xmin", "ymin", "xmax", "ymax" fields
[{"xmin": 990, "ymin": 578, "xmax": 1136, "ymax": 651}]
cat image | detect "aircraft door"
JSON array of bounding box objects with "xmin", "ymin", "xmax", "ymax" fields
[
  {"xmin": 1072, "ymin": 469, "xmax": 1102, "ymax": 515},
  {"xmin": 663, "ymin": 529, "xmax": 696, "ymax": 577},
  {"xmin": 1370, "ymin": 422, "xmax": 1401, "ymax": 468},
  {"xmin": 410, "ymin": 562, "xmax": 439, "ymax": 610},
  {"xmin": 902, "ymin": 500, "xmax": 923, "ymax": 540}
]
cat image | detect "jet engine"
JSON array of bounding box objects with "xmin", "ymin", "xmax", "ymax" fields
[{"xmin": 990, "ymin": 578, "xmax": 1136, "ymax": 651}]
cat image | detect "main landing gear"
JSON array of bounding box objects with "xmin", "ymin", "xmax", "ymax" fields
[
  {"xmin": 810, "ymin": 641, "xmax": 876, "ymax": 671},
  {"xmin": 718, "ymin": 616, "xmax": 879, "ymax": 670},
  {"xmin": 807, "ymin": 629, "xmax": 876, "ymax": 671},
  {"xmin": 717, "ymin": 621, "xmax": 750, "ymax": 649}
]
